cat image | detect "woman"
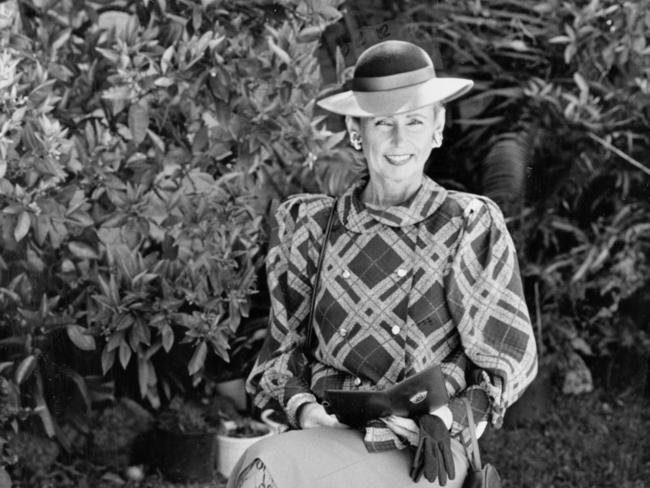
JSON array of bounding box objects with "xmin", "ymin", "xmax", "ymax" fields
[{"xmin": 228, "ymin": 40, "xmax": 538, "ymax": 488}]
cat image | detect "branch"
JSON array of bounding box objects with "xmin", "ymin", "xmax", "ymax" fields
[{"xmin": 588, "ymin": 133, "xmax": 650, "ymax": 176}]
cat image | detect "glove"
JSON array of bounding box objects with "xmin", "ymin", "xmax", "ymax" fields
[{"xmin": 409, "ymin": 414, "xmax": 455, "ymax": 485}]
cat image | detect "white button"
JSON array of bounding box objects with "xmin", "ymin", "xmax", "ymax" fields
[
  {"xmin": 342, "ymin": 270, "xmax": 350, "ymax": 279},
  {"xmin": 354, "ymin": 377, "xmax": 362, "ymax": 386},
  {"xmin": 391, "ymin": 325, "xmax": 401, "ymax": 335},
  {"xmin": 339, "ymin": 328, "xmax": 348, "ymax": 337},
  {"xmin": 397, "ymin": 268, "xmax": 407, "ymax": 277}
]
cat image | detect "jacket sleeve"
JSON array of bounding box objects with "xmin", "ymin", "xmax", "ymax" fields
[
  {"xmin": 445, "ymin": 196, "xmax": 538, "ymax": 431},
  {"xmin": 245, "ymin": 196, "xmax": 328, "ymax": 427}
]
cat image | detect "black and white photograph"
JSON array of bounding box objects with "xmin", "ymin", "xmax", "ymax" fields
[{"xmin": 0, "ymin": 1, "xmax": 649, "ymax": 487}]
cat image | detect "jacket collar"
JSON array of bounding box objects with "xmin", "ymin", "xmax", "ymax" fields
[{"xmin": 337, "ymin": 176, "xmax": 448, "ymax": 232}]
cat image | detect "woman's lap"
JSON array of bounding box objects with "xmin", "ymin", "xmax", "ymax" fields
[{"xmin": 227, "ymin": 427, "xmax": 468, "ymax": 488}]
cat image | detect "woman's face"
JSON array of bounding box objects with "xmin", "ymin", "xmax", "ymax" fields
[{"xmin": 349, "ymin": 105, "xmax": 444, "ymax": 188}]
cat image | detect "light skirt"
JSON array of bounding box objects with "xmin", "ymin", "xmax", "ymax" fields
[{"xmin": 226, "ymin": 427, "xmax": 469, "ymax": 488}]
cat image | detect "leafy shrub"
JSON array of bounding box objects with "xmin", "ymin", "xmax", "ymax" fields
[
  {"xmin": 88, "ymin": 397, "xmax": 153, "ymax": 467},
  {"xmin": 156, "ymin": 396, "xmax": 210, "ymax": 434},
  {"xmin": 0, "ymin": 0, "xmax": 348, "ymax": 456},
  {"xmin": 5, "ymin": 431, "xmax": 59, "ymax": 477}
]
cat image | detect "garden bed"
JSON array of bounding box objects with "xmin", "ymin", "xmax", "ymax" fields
[
  {"xmin": 10, "ymin": 388, "xmax": 649, "ymax": 488},
  {"xmin": 483, "ymin": 388, "xmax": 650, "ymax": 488}
]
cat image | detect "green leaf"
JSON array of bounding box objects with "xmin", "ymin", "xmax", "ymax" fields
[
  {"xmin": 188, "ymin": 341, "xmax": 207, "ymax": 375},
  {"xmin": 34, "ymin": 216, "xmax": 53, "ymax": 247},
  {"xmin": 26, "ymin": 248, "xmax": 45, "ymax": 272},
  {"xmin": 102, "ymin": 214, "xmax": 128, "ymax": 228},
  {"xmin": 14, "ymin": 211, "xmax": 30, "ymax": 242},
  {"xmin": 162, "ymin": 324, "xmax": 174, "ymax": 352},
  {"xmin": 314, "ymin": 3, "xmax": 342, "ymax": 20},
  {"xmin": 66, "ymin": 325, "xmax": 96, "ymax": 351},
  {"xmin": 154, "ymin": 77, "xmax": 175, "ymax": 87},
  {"xmin": 96, "ymin": 47, "xmax": 120, "ymax": 63},
  {"xmin": 102, "ymin": 86, "xmax": 130, "ymax": 101},
  {"xmin": 101, "ymin": 347, "xmax": 116, "ymax": 375},
  {"xmin": 61, "ymin": 366, "xmax": 91, "ymax": 411},
  {"xmin": 110, "ymin": 244, "xmax": 138, "ymax": 280},
  {"xmin": 106, "ymin": 331, "xmax": 124, "ymax": 352},
  {"xmin": 147, "ymin": 129, "xmax": 165, "ymax": 152},
  {"xmin": 143, "ymin": 342, "xmax": 162, "ymax": 360},
  {"xmin": 138, "ymin": 358, "xmax": 149, "ymax": 398},
  {"xmin": 67, "ymin": 211, "xmax": 94, "ymax": 227},
  {"xmin": 33, "ymin": 374, "xmax": 56, "ymax": 437},
  {"xmin": 68, "ymin": 241, "xmax": 99, "ymax": 260},
  {"xmin": 161, "ymin": 45, "xmax": 175, "ymax": 74},
  {"xmin": 0, "ymin": 467, "xmax": 12, "ymax": 488},
  {"xmin": 15, "ymin": 355, "xmax": 37, "ymax": 384},
  {"xmin": 119, "ymin": 341, "xmax": 132, "ymax": 369},
  {"xmin": 267, "ymin": 37, "xmax": 291, "ymax": 65},
  {"xmin": 128, "ymin": 103, "xmax": 149, "ymax": 144},
  {"xmin": 297, "ymin": 25, "xmax": 322, "ymax": 42}
]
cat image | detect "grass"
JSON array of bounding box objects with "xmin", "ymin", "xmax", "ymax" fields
[
  {"xmin": 481, "ymin": 388, "xmax": 650, "ymax": 488},
  {"xmin": 10, "ymin": 388, "xmax": 650, "ymax": 488}
]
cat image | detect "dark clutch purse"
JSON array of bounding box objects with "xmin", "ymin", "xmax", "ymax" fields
[
  {"xmin": 322, "ymin": 364, "xmax": 449, "ymax": 427},
  {"xmin": 462, "ymin": 397, "xmax": 502, "ymax": 488}
]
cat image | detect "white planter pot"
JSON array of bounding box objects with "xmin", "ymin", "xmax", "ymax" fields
[{"xmin": 216, "ymin": 420, "xmax": 274, "ymax": 478}]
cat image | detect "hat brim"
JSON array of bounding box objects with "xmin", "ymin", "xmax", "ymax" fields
[{"xmin": 317, "ymin": 78, "xmax": 473, "ymax": 117}]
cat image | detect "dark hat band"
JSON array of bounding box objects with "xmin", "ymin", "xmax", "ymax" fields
[{"xmin": 352, "ymin": 66, "xmax": 435, "ymax": 92}]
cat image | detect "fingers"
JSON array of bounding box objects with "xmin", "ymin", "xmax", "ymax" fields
[
  {"xmin": 300, "ymin": 403, "xmax": 349, "ymax": 429},
  {"xmin": 409, "ymin": 438, "xmax": 425, "ymax": 482},
  {"xmin": 383, "ymin": 415, "xmax": 419, "ymax": 442},
  {"xmin": 410, "ymin": 460, "xmax": 423, "ymax": 483},
  {"xmin": 436, "ymin": 443, "xmax": 447, "ymax": 486},
  {"xmin": 417, "ymin": 440, "xmax": 455, "ymax": 485},
  {"xmin": 441, "ymin": 439, "xmax": 455, "ymax": 481},
  {"xmin": 327, "ymin": 414, "xmax": 351, "ymax": 429},
  {"xmin": 422, "ymin": 439, "xmax": 438, "ymax": 483},
  {"xmin": 412, "ymin": 436, "xmax": 424, "ymax": 470}
]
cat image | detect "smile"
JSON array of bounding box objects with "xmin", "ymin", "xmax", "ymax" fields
[{"xmin": 384, "ymin": 154, "xmax": 412, "ymax": 165}]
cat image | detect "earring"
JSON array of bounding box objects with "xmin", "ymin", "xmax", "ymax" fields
[{"xmin": 349, "ymin": 132, "xmax": 362, "ymax": 151}]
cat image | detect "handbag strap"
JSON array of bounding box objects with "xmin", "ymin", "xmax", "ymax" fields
[
  {"xmin": 305, "ymin": 199, "xmax": 338, "ymax": 350},
  {"xmin": 463, "ymin": 396, "xmax": 482, "ymax": 471}
]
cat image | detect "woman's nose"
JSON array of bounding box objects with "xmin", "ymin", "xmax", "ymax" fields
[{"xmin": 391, "ymin": 124, "xmax": 405, "ymax": 146}]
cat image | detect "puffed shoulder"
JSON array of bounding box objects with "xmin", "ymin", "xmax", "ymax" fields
[
  {"xmin": 274, "ymin": 193, "xmax": 336, "ymax": 230},
  {"xmin": 444, "ymin": 190, "xmax": 506, "ymax": 227}
]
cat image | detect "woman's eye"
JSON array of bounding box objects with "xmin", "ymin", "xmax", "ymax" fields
[
  {"xmin": 375, "ymin": 119, "xmax": 392, "ymax": 126},
  {"xmin": 408, "ymin": 119, "xmax": 424, "ymax": 126}
]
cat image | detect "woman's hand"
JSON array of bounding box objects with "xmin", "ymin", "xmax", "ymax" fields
[
  {"xmin": 299, "ymin": 402, "xmax": 349, "ymax": 429},
  {"xmin": 410, "ymin": 414, "xmax": 455, "ymax": 485}
]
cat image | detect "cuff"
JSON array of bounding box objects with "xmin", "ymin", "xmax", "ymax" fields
[
  {"xmin": 285, "ymin": 392, "xmax": 317, "ymax": 428},
  {"xmin": 449, "ymin": 385, "xmax": 491, "ymax": 436},
  {"xmin": 429, "ymin": 405, "xmax": 453, "ymax": 430},
  {"xmin": 475, "ymin": 420, "xmax": 487, "ymax": 438}
]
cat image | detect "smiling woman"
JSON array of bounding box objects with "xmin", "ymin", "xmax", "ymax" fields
[
  {"xmin": 348, "ymin": 104, "xmax": 446, "ymax": 206},
  {"xmin": 227, "ymin": 40, "xmax": 538, "ymax": 488}
]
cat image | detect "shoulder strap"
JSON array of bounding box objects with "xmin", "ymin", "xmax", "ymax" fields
[
  {"xmin": 305, "ymin": 199, "xmax": 338, "ymax": 351},
  {"xmin": 463, "ymin": 396, "xmax": 482, "ymax": 471}
]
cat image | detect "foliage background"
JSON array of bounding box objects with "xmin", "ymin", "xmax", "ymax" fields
[{"xmin": 0, "ymin": 0, "xmax": 649, "ymax": 486}]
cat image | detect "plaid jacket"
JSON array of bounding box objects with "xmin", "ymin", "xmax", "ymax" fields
[{"xmin": 247, "ymin": 176, "xmax": 538, "ymax": 451}]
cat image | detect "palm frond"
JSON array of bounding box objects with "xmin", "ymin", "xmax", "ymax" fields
[{"xmin": 481, "ymin": 123, "xmax": 538, "ymax": 216}]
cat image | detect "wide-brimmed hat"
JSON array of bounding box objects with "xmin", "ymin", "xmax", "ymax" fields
[{"xmin": 317, "ymin": 40, "xmax": 473, "ymax": 117}]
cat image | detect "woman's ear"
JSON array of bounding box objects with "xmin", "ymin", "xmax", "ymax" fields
[
  {"xmin": 432, "ymin": 130, "xmax": 444, "ymax": 148},
  {"xmin": 345, "ymin": 116, "xmax": 361, "ymax": 135},
  {"xmin": 433, "ymin": 105, "xmax": 446, "ymax": 132},
  {"xmin": 345, "ymin": 116, "xmax": 363, "ymax": 151},
  {"xmin": 431, "ymin": 105, "xmax": 446, "ymax": 148}
]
